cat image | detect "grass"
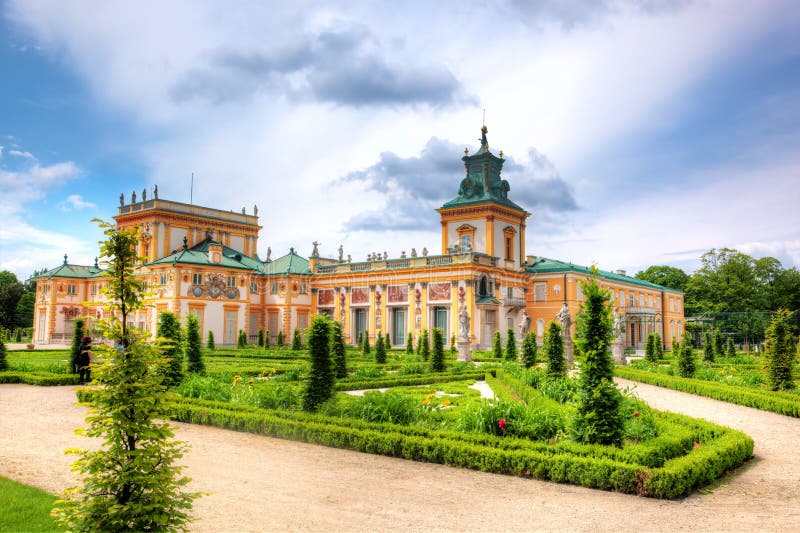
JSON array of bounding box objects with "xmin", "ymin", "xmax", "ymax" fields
[{"xmin": 0, "ymin": 476, "xmax": 63, "ymax": 532}]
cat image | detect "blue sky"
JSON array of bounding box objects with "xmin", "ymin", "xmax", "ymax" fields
[{"xmin": 1, "ymin": 0, "xmax": 798, "ymax": 279}]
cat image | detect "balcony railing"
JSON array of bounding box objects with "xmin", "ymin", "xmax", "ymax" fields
[
  {"xmin": 313, "ymin": 252, "xmax": 498, "ymax": 275},
  {"xmin": 502, "ymin": 297, "xmax": 526, "ymax": 308}
]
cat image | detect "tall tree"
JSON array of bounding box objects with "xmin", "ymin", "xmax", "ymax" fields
[
  {"xmin": 635, "ymin": 265, "xmax": 689, "ymax": 292},
  {"xmin": 0, "ymin": 271, "xmax": 24, "ymax": 329},
  {"xmin": 703, "ymin": 331, "xmax": 714, "ymax": 363},
  {"xmin": 406, "ymin": 332, "xmax": 414, "ymax": 354},
  {"xmin": 157, "ymin": 312, "xmax": 183, "ymax": 387},
  {"xmin": 303, "ymin": 315, "xmax": 333, "ymax": 411},
  {"xmin": 713, "ymin": 328, "xmax": 725, "ymax": 359},
  {"xmin": 14, "ymin": 291, "xmax": 35, "ymax": 328},
  {"xmin": 492, "ymin": 331, "xmax": 503, "ymax": 359},
  {"xmin": 419, "ymin": 329, "xmax": 430, "ymax": 361},
  {"xmin": 53, "ymin": 220, "xmax": 197, "ymax": 531},
  {"xmin": 764, "ymin": 309, "xmax": 796, "ymax": 391},
  {"xmin": 685, "ymin": 248, "xmax": 757, "ymax": 314},
  {"xmin": 754, "ymin": 257, "xmax": 783, "ymax": 311}
]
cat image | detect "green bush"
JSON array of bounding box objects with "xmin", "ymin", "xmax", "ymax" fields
[
  {"xmin": 406, "ymin": 332, "xmax": 414, "ymax": 354},
  {"xmin": 726, "ymin": 337, "xmax": 736, "ymax": 359},
  {"xmin": 258, "ymin": 329, "xmax": 265, "ymax": 347},
  {"xmin": 653, "ymin": 333, "xmax": 663, "ymax": 360},
  {"xmin": 263, "ymin": 329, "xmax": 270, "ymax": 348},
  {"xmin": 342, "ymin": 391, "xmax": 419, "ymax": 425},
  {"xmin": 645, "ymin": 333, "xmax": 656, "ymax": 363},
  {"xmin": 505, "ymin": 328, "xmax": 517, "ymax": 362},
  {"xmin": 185, "ymin": 313, "xmax": 205, "ymax": 375},
  {"xmin": 206, "ymin": 330, "xmax": 215, "ymax": 350},
  {"xmin": 543, "ymin": 321, "xmax": 566, "ymax": 379},
  {"xmin": 237, "ymin": 329, "xmax": 247, "ymax": 348},
  {"xmin": 521, "ymin": 332, "xmax": 537, "ymax": 368},
  {"xmin": 764, "ymin": 309, "xmax": 796, "ymax": 390},
  {"xmin": 0, "ymin": 370, "xmax": 79, "ymax": 385},
  {"xmin": 362, "ymin": 332, "xmax": 371, "ymax": 355},
  {"xmin": 703, "ymin": 331, "xmax": 714, "ymax": 363},
  {"xmin": 174, "ymin": 374, "xmax": 232, "ymax": 402},
  {"xmin": 492, "ymin": 331, "xmax": 503, "ymax": 359},
  {"xmin": 302, "ymin": 316, "xmax": 333, "ymax": 411},
  {"xmin": 418, "ymin": 329, "xmax": 430, "ymax": 361},
  {"xmin": 375, "ymin": 332, "xmax": 387, "ymax": 364},
  {"xmin": 277, "ymin": 330, "xmax": 284, "ymax": 347},
  {"xmin": 330, "ymin": 321, "xmax": 347, "ymax": 379},
  {"xmin": 0, "ymin": 337, "xmax": 7, "ymax": 371},
  {"xmin": 158, "ymin": 311, "xmax": 183, "ymax": 387},
  {"xmin": 713, "ymin": 329, "xmax": 724, "ymax": 360},
  {"xmin": 678, "ymin": 338, "xmax": 696, "ymax": 378},
  {"xmin": 430, "ymin": 328, "xmax": 445, "ymax": 372},
  {"xmin": 292, "ymin": 328, "xmax": 303, "ymax": 350},
  {"xmin": 69, "ymin": 317, "xmax": 86, "ymax": 374}
]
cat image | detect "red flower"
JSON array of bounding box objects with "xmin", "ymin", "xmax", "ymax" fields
[
  {"xmin": 633, "ymin": 412, "xmax": 640, "ymax": 418},
  {"xmin": 498, "ymin": 418, "xmax": 507, "ymax": 430}
]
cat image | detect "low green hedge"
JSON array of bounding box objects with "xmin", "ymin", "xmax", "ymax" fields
[
  {"xmin": 160, "ymin": 393, "xmax": 751, "ymax": 498},
  {"xmin": 616, "ymin": 367, "xmax": 800, "ymax": 417},
  {"xmin": 0, "ymin": 371, "xmax": 80, "ymax": 386},
  {"xmin": 334, "ymin": 370, "xmax": 490, "ymax": 391}
]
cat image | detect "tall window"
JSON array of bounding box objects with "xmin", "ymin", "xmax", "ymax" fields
[
  {"xmin": 67, "ymin": 284, "xmax": 76, "ymax": 295},
  {"xmin": 534, "ymin": 282, "xmax": 546, "ymax": 302},
  {"xmin": 227, "ymin": 276, "xmax": 236, "ymax": 288},
  {"xmin": 460, "ymin": 234, "xmax": 472, "ymax": 252},
  {"xmin": 192, "ymin": 273, "xmax": 203, "ymax": 285},
  {"xmin": 271, "ymin": 282, "xmax": 278, "ymax": 294},
  {"xmin": 160, "ymin": 274, "xmax": 167, "ymax": 285},
  {"xmin": 505, "ymin": 237, "xmax": 512, "ymax": 260},
  {"xmin": 250, "ymin": 282, "xmax": 258, "ymax": 294}
]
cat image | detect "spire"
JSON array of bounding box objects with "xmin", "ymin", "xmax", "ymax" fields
[
  {"xmin": 94, "ymin": 257, "xmax": 99, "ymax": 268},
  {"xmin": 63, "ymin": 254, "xmax": 68, "ymax": 265}
]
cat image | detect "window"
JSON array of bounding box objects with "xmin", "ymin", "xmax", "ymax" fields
[
  {"xmin": 609, "ymin": 290, "xmax": 614, "ymax": 303},
  {"xmin": 460, "ymin": 234, "xmax": 472, "ymax": 252},
  {"xmin": 193, "ymin": 273, "xmax": 203, "ymax": 285},
  {"xmin": 91, "ymin": 284, "xmax": 97, "ymax": 296},
  {"xmin": 669, "ymin": 298, "xmax": 674, "ymax": 312},
  {"xmin": 639, "ymin": 294, "xmax": 644, "ymax": 306},
  {"xmin": 160, "ymin": 274, "xmax": 167, "ymax": 285},
  {"xmin": 620, "ymin": 291, "xmax": 625, "ymax": 307},
  {"xmin": 67, "ymin": 284, "xmax": 76, "ymax": 295},
  {"xmin": 141, "ymin": 281, "xmax": 148, "ymax": 291},
  {"xmin": 629, "ymin": 292, "xmax": 634, "ymax": 307},
  {"xmin": 271, "ymin": 282, "xmax": 278, "ymax": 294},
  {"xmin": 250, "ymin": 282, "xmax": 258, "ymax": 294},
  {"xmin": 300, "ymin": 283, "xmax": 307, "ymax": 294},
  {"xmin": 507, "ymin": 287, "xmax": 513, "ymax": 299},
  {"xmin": 298, "ymin": 313, "xmax": 309, "ymax": 331},
  {"xmin": 647, "ymin": 295, "xmax": 653, "ymax": 307},
  {"xmin": 534, "ymin": 282, "xmax": 546, "ymax": 302},
  {"xmin": 227, "ymin": 276, "xmax": 235, "ymax": 288},
  {"xmin": 576, "ymin": 284, "xmax": 583, "ymax": 302},
  {"xmin": 676, "ymin": 300, "xmax": 681, "ymax": 312},
  {"xmin": 505, "ymin": 237, "xmax": 512, "ymax": 260}
]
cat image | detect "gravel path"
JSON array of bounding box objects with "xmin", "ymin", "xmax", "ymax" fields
[{"xmin": 2, "ymin": 381, "xmax": 799, "ymax": 532}]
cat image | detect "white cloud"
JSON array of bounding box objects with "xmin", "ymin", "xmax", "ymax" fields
[
  {"xmin": 7, "ymin": 149, "xmax": 35, "ymax": 159},
  {"xmin": 0, "ymin": 161, "xmax": 80, "ymax": 202},
  {"xmin": 58, "ymin": 194, "xmax": 96, "ymax": 211}
]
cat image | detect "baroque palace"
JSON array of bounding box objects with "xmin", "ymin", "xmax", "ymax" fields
[{"xmin": 32, "ymin": 126, "xmax": 685, "ymax": 350}]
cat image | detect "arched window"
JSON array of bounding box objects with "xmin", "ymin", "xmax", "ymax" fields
[{"xmin": 479, "ymin": 275, "xmax": 488, "ymax": 297}]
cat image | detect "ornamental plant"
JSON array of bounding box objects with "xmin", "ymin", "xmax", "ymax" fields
[
  {"xmin": 157, "ymin": 311, "xmax": 183, "ymax": 387},
  {"xmin": 69, "ymin": 317, "xmax": 86, "ymax": 374},
  {"xmin": 258, "ymin": 329, "xmax": 265, "ymax": 347},
  {"xmin": 0, "ymin": 337, "xmax": 7, "ymax": 371},
  {"xmin": 206, "ymin": 330, "xmax": 215, "ymax": 350},
  {"xmin": 726, "ymin": 337, "xmax": 736, "ymax": 359},
  {"xmin": 543, "ymin": 321, "xmax": 566, "ymax": 379},
  {"xmin": 375, "ymin": 332, "xmax": 387, "ymax": 364},
  {"xmin": 263, "ymin": 329, "xmax": 270, "ymax": 348},
  {"xmin": 521, "ymin": 332, "xmax": 538, "ymax": 368},
  {"xmin": 52, "ymin": 220, "xmax": 197, "ymax": 532},
  {"xmin": 764, "ymin": 308, "xmax": 796, "ymax": 391},
  {"xmin": 571, "ymin": 275, "xmax": 624, "ymax": 447},
  {"xmin": 362, "ymin": 331, "xmax": 371, "ymax": 355},
  {"xmin": 703, "ymin": 331, "xmax": 714, "ymax": 363},
  {"xmin": 492, "ymin": 331, "xmax": 503, "ymax": 359},
  {"xmin": 505, "ymin": 328, "xmax": 517, "ymax": 361},
  {"xmin": 671, "ymin": 335, "xmax": 678, "ymax": 353},
  {"xmin": 302, "ymin": 315, "xmax": 334, "ymax": 411},
  {"xmin": 406, "ymin": 332, "xmax": 414, "ymax": 354},
  {"xmin": 451, "ymin": 334, "xmax": 457, "ymax": 357},
  {"xmin": 185, "ymin": 313, "xmax": 204, "ymax": 375},
  {"xmin": 276, "ymin": 330, "xmax": 284, "ymax": 347},
  {"xmin": 653, "ymin": 333, "xmax": 663, "ymax": 360},
  {"xmin": 430, "ymin": 328, "xmax": 445, "ymax": 372},
  {"xmin": 644, "ymin": 333, "xmax": 656, "ymax": 362},
  {"xmin": 713, "ymin": 328, "xmax": 725, "ymax": 359},
  {"xmin": 419, "ymin": 329, "xmax": 430, "ymax": 361},
  {"xmin": 292, "ymin": 328, "xmax": 302, "ymax": 350},
  {"xmin": 678, "ymin": 337, "xmax": 696, "ymax": 378},
  {"xmin": 330, "ymin": 321, "xmax": 347, "ymax": 379}
]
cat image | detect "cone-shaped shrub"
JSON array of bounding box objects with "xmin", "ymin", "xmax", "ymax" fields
[
  {"xmin": 362, "ymin": 332, "xmax": 371, "ymax": 355},
  {"xmin": 571, "ymin": 276, "xmax": 624, "ymax": 447},
  {"xmin": 406, "ymin": 332, "xmax": 414, "ymax": 354},
  {"xmin": 277, "ymin": 330, "xmax": 284, "ymax": 347},
  {"xmin": 258, "ymin": 329, "xmax": 265, "ymax": 347},
  {"xmin": 678, "ymin": 337, "xmax": 695, "ymax": 378},
  {"xmin": 492, "ymin": 331, "xmax": 503, "ymax": 359},
  {"xmin": 430, "ymin": 328, "xmax": 445, "ymax": 372},
  {"xmin": 302, "ymin": 315, "xmax": 333, "ymax": 411},
  {"xmin": 292, "ymin": 328, "xmax": 302, "ymax": 350},
  {"xmin": 505, "ymin": 328, "xmax": 517, "ymax": 361},
  {"xmin": 419, "ymin": 329, "xmax": 430, "ymax": 361},
  {"xmin": 654, "ymin": 333, "xmax": 663, "ymax": 360},
  {"xmin": 375, "ymin": 332, "xmax": 387, "ymax": 364},
  {"xmin": 713, "ymin": 328, "xmax": 724, "ymax": 359},
  {"xmin": 644, "ymin": 333, "xmax": 656, "ymax": 362},
  {"xmin": 521, "ymin": 332, "xmax": 538, "ymax": 368},
  {"xmin": 450, "ymin": 334, "xmax": 457, "ymax": 357},
  {"xmin": 158, "ymin": 312, "xmax": 183, "ymax": 386},
  {"xmin": 70, "ymin": 317, "xmax": 86, "ymax": 374},
  {"xmin": 237, "ymin": 330, "xmax": 247, "ymax": 348},
  {"xmin": 330, "ymin": 321, "xmax": 347, "ymax": 379},
  {"xmin": 0, "ymin": 337, "xmax": 7, "ymax": 371},
  {"xmin": 726, "ymin": 337, "xmax": 736, "ymax": 359},
  {"xmin": 185, "ymin": 313, "xmax": 204, "ymax": 375},
  {"xmin": 764, "ymin": 309, "xmax": 796, "ymax": 390},
  {"xmin": 671, "ymin": 336, "xmax": 678, "ymax": 353},
  {"xmin": 263, "ymin": 329, "xmax": 270, "ymax": 349},
  {"xmin": 544, "ymin": 321, "xmax": 566, "ymax": 379},
  {"xmin": 206, "ymin": 330, "xmax": 215, "ymax": 350},
  {"xmin": 703, "ymin": 331, "xmax": 714, "ymax": 363}
]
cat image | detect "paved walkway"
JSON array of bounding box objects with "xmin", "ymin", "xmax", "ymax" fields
[{"xmin": 1, "ymin": 381, "xmax": 799, "ymax": 531}]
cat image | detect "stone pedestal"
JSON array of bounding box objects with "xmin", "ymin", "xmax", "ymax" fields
[
  {"xmin": 457, "ymin": 339, "xmax": 472, "ymax": 362},
  {"xmin": 564, "ymin": 338, "xmax": 574, "ymax": 364},
  {"xmin": 612, "ymin": 341, "xmax": 626, "ymax": 365}
]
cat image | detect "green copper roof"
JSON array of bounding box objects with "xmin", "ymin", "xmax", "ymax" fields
[
  {"xmin": 147, "ymin": 239, "xmax": 256, "ymax": 271},
  {"xmin": 440, "ymin": 125, "xmax": 527, "ymax": 213},
  {"xmin": 525, "ymin": 257, "xmax": 682, "ymax": 293},
  {"xmin": 261, "ymin": 248, "xmax": 311, "ymax": 276},
  {"xmin": 34, "ymin": 256, "xmax": 104, "ymax": 279}
]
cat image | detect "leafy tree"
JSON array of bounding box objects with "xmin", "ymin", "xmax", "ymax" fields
[
  {"xmin": 185, "ymin": 313, "xmax": 204, "ymax": 375},
  {"xmin": 157, "ymin": 312, "xmax": 183, "ymax": 387},
  {"xmin": 237, "ymin": 329, "xmax": 247, "ymax": 348},
  {"xmin": 419, "ymin": 329, "xmax": 430, "ymax": 361},
  {"xmin": 206, "ymin": 330, "xmax": 215, "ymax": 350},
  {"xmin": 543, "ymin": 321, "xmax": 566, "ymax": 379},
  {"xmin": 713, "ymin": 328, "xmax": 724, "ymax": 359},
  {"xmin": 0, "ymin": 271, "xmax": 24, "ymax": 329},
  {"xmin": 635, "ymin": 265, "xmax": 689, "ymax": 292},
  {"xmin": 257, "ymin": 329, "xmax": 265, "ymax": 347},
  {"xmin": 764, "ymin": 309, "xmax": 796, "ymax": 390},
  {"xmin": 276, "ymin": 330, "xmax": 284, "ymax": 347},
  {"xmin": 375, "ymin": 332, "xmax": 387, "ymax": 364},
  {"xmin": 678, "ymin": 337, "xmax": 696, "ymax": 378},
  {"xmin": 521, "ymin": 332, "xmax": 538, "ymax": 368},
  {"xmin": 644, "ymin": 333, "xmax": 656, "ymax": 362},
  {"xmin": 430, "ymin": 328, "xmax": 445, "ymax": 372},
  {"xmin": 53, "ymin": 220, "xmax": 197, "ymax": 531},
  {"xmin": 14, "ymin": 291, "xmax": 35, "ymax": 328},
  {"xmin": 302, "ymin": 315, "xmax": 333, "ymax": 411},
  {"xmin": 492, "ymin": 331, "xmax": 503, "ymax": 359},
  {"xmin": 406, "ymin": 332, "xmax": 414, "ymax": 354},
  {"xmin": 330, "ymin": 321, "xmax": 347, "ymax": 379},
  {"xmin": 292, "ymin": 328, "xmax": 302, "ymax": 350},
  {"xmin": 0, "ymin": 337, "xmax": 7, "ymax": 371},
  {"xmin": 775, "ymin": 267, "xmax": 800, "ymax": 311},
  {"xmin": 505, "ymin": 328, "xmax": 517, "ymax": 361},
  {"xmin": 70, "ymin": 318, "xmax": 87, "ymax": 374},
  {"xmin": 362, "ymin": 331, "xmax": 371, "ymax": 355},
  {"xmin": 685, "ymin": 248, "xmax": 758, "ymax": 314},
  {"xmin": 703, "ymin": 331, "xmax": 714, "ymax": 363},
  {"xmin": 571, "ymin": 276, "xmax": 624, "ymax": 447}
]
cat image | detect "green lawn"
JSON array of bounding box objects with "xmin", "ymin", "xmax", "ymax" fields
[{"xmin": 0, "ymin": 476, "xmax": 63, "ymax": 532}]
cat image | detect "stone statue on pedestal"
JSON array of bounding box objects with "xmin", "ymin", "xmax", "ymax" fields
[
  {"xmin": 556, "ymin": 303, "xmax": 574, "ymax": 363},
  {"xmin": 457, "ymin": 305, "xmax": 472, "ymax": 362},
  {"xmin": 519, "ymin": 310, "xmax": 531, "ymax": 336},
  {"xmin": 612, "ymin": 310, "xmax": 626, "ymax": 365}
]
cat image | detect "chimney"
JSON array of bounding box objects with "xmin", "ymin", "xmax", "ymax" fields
[
  {"xmin": 615, "ymin": 269, "xmax": 627, "ymax": 276},
  {"xmin": 526, "ymin": 255, "xmax": 537, "ymax": 265}
]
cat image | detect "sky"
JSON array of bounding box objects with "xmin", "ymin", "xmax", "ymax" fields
[{"xmin": 1, "ymin": 0, "xmax": 798, "ymax": 280}]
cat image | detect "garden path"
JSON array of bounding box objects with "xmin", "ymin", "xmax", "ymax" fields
[{"xmin": 1, "ymin": 381, "xmax": 799, "ymax": 532}]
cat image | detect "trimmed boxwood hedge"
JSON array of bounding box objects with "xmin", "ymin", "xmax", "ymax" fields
[
  {"xmin": 616, "ymin": 367, "xmax": 800, "ymax": 418},
  {"xmin": 0, "ymin": 371, "xmax": 79, "ymax": 386},
  {"xmin": 334, "ymin": 370, "xmax": 490, "ymax": 391}
]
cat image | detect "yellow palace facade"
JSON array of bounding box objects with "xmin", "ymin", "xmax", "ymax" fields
[{"xmin": 32, "ymin": 126, "xmax": 685, "ymax": 350}]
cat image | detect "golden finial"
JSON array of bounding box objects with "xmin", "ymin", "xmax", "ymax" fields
[
  {"xmin": 499, "ymin": 150, "xmax": 503, "ymax": 158},
  {"xmin": 464, "ymin": 147, "xmax": 469, "ymax": 155}
]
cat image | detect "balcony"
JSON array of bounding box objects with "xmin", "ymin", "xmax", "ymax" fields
[
  {"xmin": 502, "ymin": 297, "xmax": 526, "ymax": 308},
  {"xmin": 314, "ymin": 252, "xmax": 498, "ymax": 275}
]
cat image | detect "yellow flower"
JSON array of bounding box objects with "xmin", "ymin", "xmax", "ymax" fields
[
  {"xmin": 442, "ymin": 399, "xmax": 451, "ymax": 407},
  {"xmin": 233, "ymin": 375, "xmax": 241, "ymax": 384},
  {"xmin": 247, "ymin": 378, "xmax": 254, "ymax": 384},
  {"xmin": 422, "ymin": 399, "xmax": 430, "ymax": 405}
]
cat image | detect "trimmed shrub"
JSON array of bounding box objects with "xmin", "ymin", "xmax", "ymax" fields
[
  {"xmin": 0, "ymin": 337, "xmax": 7, "ymax": 371},
  {"xmin": 493, "ymin": 331, "xmax": 503, "ymax": 359},
  {"xmin": 292, "ymin": 328, "xmax": 302, "ymax": 350},
  {"xmin": 505, "ymin": 328, "xmax": 517, "ymax": 362},
  {"xmin": 726, "ymin": 337, "xmax": 736, "ymax": 359},
  {"xmin": 263, "ymin": 329, "xmax": 270, "ymax": 348},
  {"xmin": 764, "ymin": 309, "xmax": 796, "ymax": 391},
  {"xmin": 330, "ymin": 321, "xmax": 347, "ymax": 379},
  {"xmin": 544, "ymin": 321, "xmax": 566, "ymax": 379},
  {"xmin": 521, "ymin": 332, "xmax": 538, "ymax": 368},
  {"xmin": 419, "ymin": 329, "xmax": 430, "ymax": 361},
  {"xmin": 375, "ymin": 332, "xmax": 387, "ymax": 364},
  {"xmin": 451, "ymin": 334, "xmax": 457, "ymax": 357},
  {"xmin": 258, "ymin": 329, "xmax": 265, "ymax": 347},
  {"xmin": 69, "ymin": 317, "xmax": 86, "ymax": 374},
  {"xmin": 302, "ymin": 316, "xmax": 333, "ymax": 411},
  {"xmin": 703, "ymin": 331, "xmax": 714, "ymax": 363},
  {"xmin": 645, "ymin": 333, "xmax": 656, "ymax": 362},
  {"xmin": 362, "ymin": 332, "xmax": 371, "ymax": 355},
  {"xmin": 277, "ymin": 330, "xmax": 284, "ymax": 347},
  {"xmin": 430, "ymin": 328, "xmax": 445, "ymax": 372},
  {"xmin": 185, "ymin": 313, "xmax": 204, "ymax": 375},
  {"xmin": 653, "ymin": 333, "xmax": 663, "ymax": 360},
  {"xmin": 206, "ymin": 330, "xmax": 215, "ymax": 350},
  {"xmin": 677, "ymin": 338, "xmax": 695, "ymax": 378},
  {"xmin": 571, "ymin": 276, "xmax": 624, "ymax": 447},
  {"xmin": 713, "ymin": 329, "xmax": 724, "ymax": 360},
  {"xmin": 406, "ymin": 332, "xmax": 414, "ymax": 354},
  {"xmin": 158, "ymin": 312, "xmax": 183, "ymax": 387}
]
